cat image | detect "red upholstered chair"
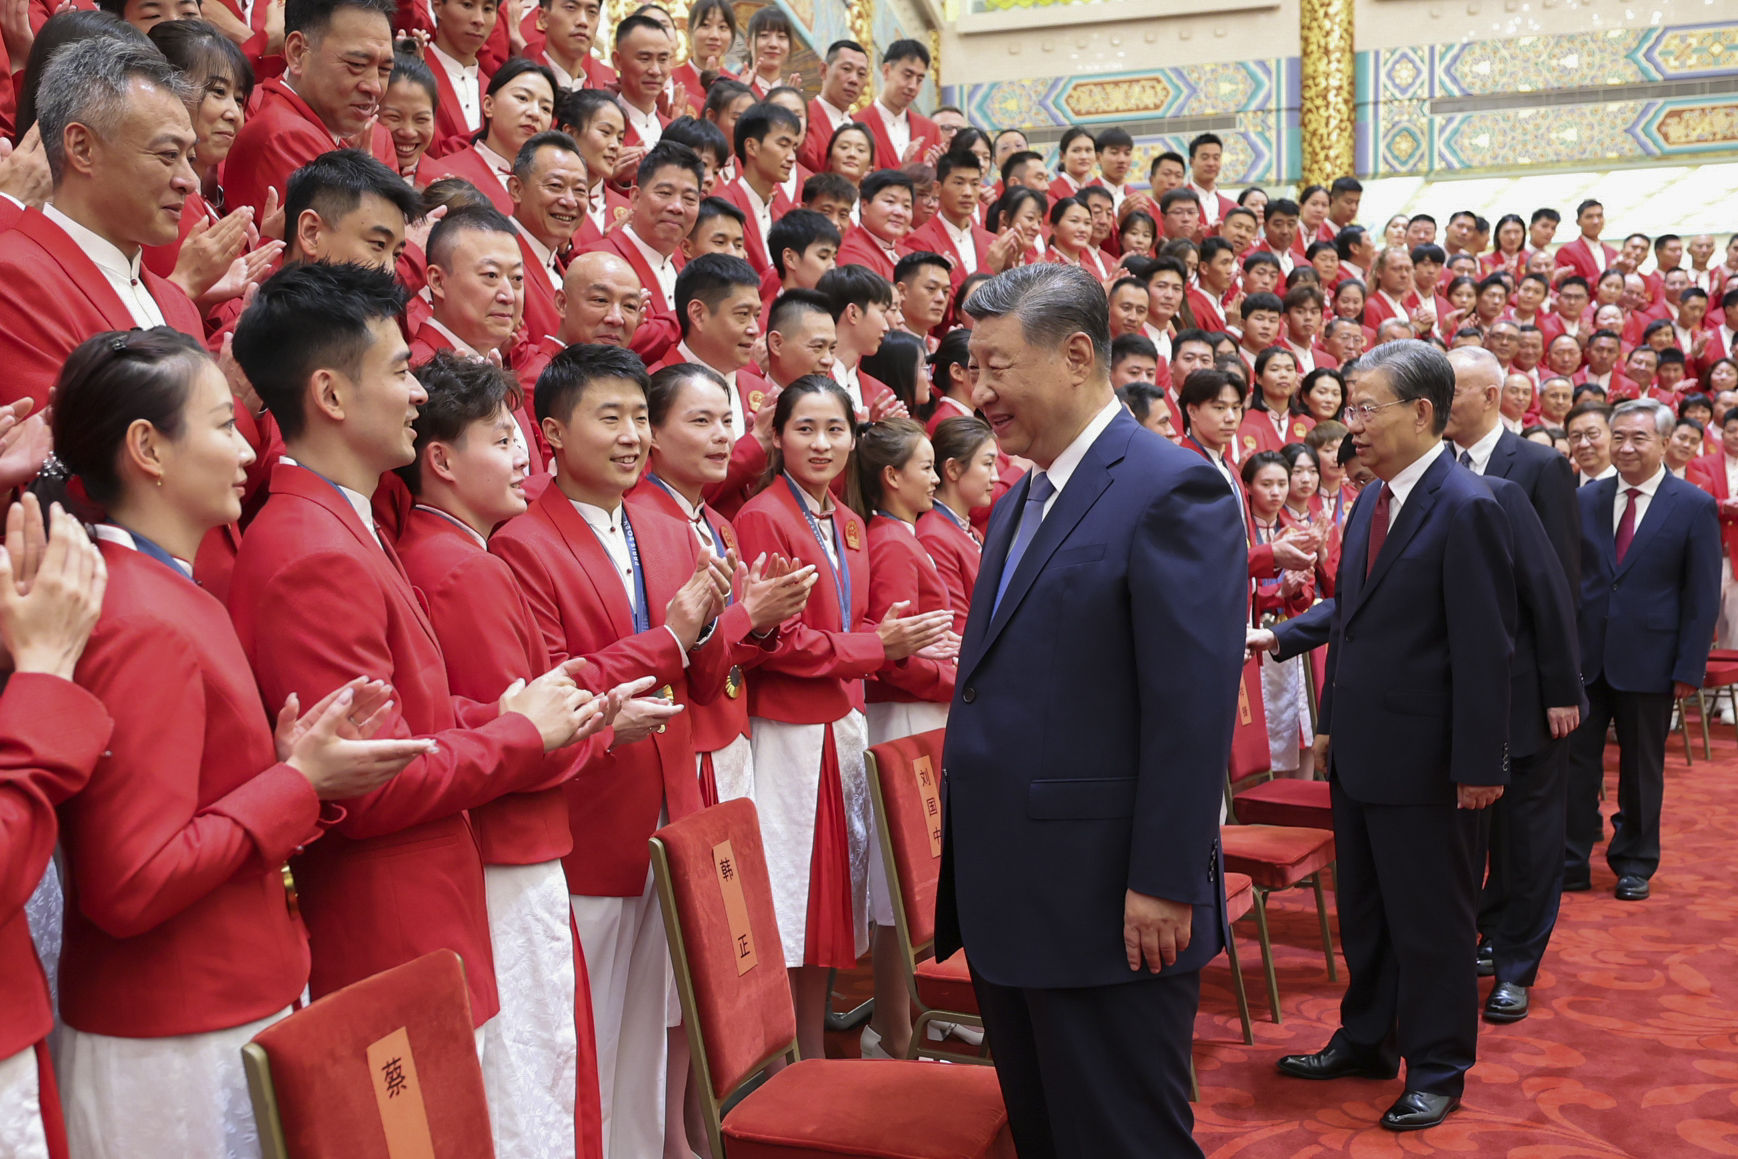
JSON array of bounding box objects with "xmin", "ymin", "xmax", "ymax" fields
[
  {"xmin": 1687, "ymin": 652, "xmax": 1738, "ymax": 761},
  {"xmin": 650, "ymin": 798, "xmax": 1014, "ymax": 1159},
  {"xmin": 1221, "ymin": 872, "xmax": 1256, "ymax": 1046},
  {"xmin": 1228, "ymin": 657, "xmax": 1333, "ymax": 831},
  {"xmin": 865, "ymin": 730, "xmax": 988, "ymax": 1064},
  {"xmin": 243, "ymin": 949, "xmax": 494, "ymax": 1159}
]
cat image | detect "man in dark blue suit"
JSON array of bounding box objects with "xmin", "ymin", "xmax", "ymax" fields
[
  {"xmin": 1566, "ymin": 398, "xmax": 1721, "ymax": 901},
  {"xmin": 934, "ymin": 263, "xmax": 1246, "ymax": 1159},
  {"xmin": 1445, "ymin": 346, "xmax": 1585, "ymax": 1024},
  {"xmin": 1268, "ymin": 341, "xmax": 1515, "ymax": 1131}
]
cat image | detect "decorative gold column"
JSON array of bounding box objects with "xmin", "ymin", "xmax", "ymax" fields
[
  {"xmin": 1299, "ymin": 0, "xmax": 1356, "ymax": 187},
  {"xmin": 848, "ymin": 0, "xmax": 876, "ymax": 112}
]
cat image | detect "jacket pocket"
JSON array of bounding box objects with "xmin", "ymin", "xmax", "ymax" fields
[
  {"xmin": 1028, "ymin": 777, "xmax": 1137, "ymax": 819},
  {"xmin": 1050, "ymin": 543, "xmax": 1106, "ymax": 568}
]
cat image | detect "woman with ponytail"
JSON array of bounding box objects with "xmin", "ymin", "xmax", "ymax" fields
[
  {"xmin": 850, "ymin": 415, "xmax": 960, "ymax": 1059},
  {"xmin": 47, "ymin": 328, "xmax": 434, "ymax": 1159},
  {"xmin": 732, "ymin": 376, "xmax": 951, "ymax": 1062},
  {"xmin": 917, "ymin": 415, "xmax": 996, "ymax": 635}
]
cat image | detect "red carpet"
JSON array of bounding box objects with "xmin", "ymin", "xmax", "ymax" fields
[{"xmin": 827, "ymin": 715, "xmax": 1738, "ymax": 1156}]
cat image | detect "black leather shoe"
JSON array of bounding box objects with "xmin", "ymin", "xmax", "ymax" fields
[
  {"xmin": 1484, "ymin": 981, "xmax": 1529, "ymax": 1022},
  {"xmin": 1476, "ymin": 942, "xmax": 1494, "ymax": 977},
  {"xmin": 1276, "ymin": 1041, "xmax": 1399, "ymax": 1081},
  {"xmin": 1615, "ymin": 875, "xmax": 1650, "ymax": 901},
  {"xmin": 1381, "ymin": 1090, "xmax": 1460, "ymax": 1131},
  {"xmin": 1562, "ymin": 876, "xmax": 1592, "ymax": 893}
]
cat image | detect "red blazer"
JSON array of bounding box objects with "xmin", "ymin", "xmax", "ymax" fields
[
  {"xmin": 624, "ymin": 478, "xmax": 761, "ymax": 754},
  {"xmin": 408, "ymin": 317, "xmax": 464, "ymax": 367},
  {"xmin": 1362, "ymin": 288, "xmax": 1419, "ymax": 332},
  {"xmin": 1185, "ymin": 286, "xmax": 1227, "ymax": 334},
  {"xmin": 576, "ymin": 183, "xmax": 631, "ymax": 249},
  {"xmin": 419, "ymin": 144, "xmax": 514, "ymax": 215},
  {"xmin": 580, "ymin": 227, "xmax": 683, "ymax": 364},
  {"xmin": 426, "ymin": 53, "xmax": 483, "ymax": 160},
  {"xmin": 852, "ymin": 103, "xmax": 939, "ymax": 169},
  {"xmin": 902, "ymin": 215, "xmax": 993, "ymax": 291},
  {"xmin": 0, "ymin": 209, "xmax": 203, "ymax": 410},
  {"xmin": 517, "ymin": 231, "xmax": 565, "ymax": 345},
  {"xmin": 1691, "ymin": 452, "xmax": 1738, "ymax": 571},
  {"xmin": 733, "ymin": 478, "xmax": 884, "ymax": 723},
  {"xmin": 0, "ymin": 675, "xmax": 110, "ymax": 1059},
  {"xmin": 226, "ymin": 78, "xmax": 396, "ymax": 217},
  {"xmin": 836, "ymin": 225, "xmax": 899, "ymax": 283},
  {"xmin": 1237, "ymin": 407, "xmax": 1315, "ymax": 460},
  {"xmin": 230, "ymin": 462, "xmax": 553, "ymax": 1025},
  {"xmin": 914, "ymin": 506, "xmax": 979, "ymax": 637},
  {"xmin": 671, "ymin": 62, "xmax": 733, "ymax": 116},
  {"xmin": 799, "ymin": 98, "xmax": 842, "ymax": 175},
  {"xmin": 1554, "ymin": 237, "xmax": 1616, "ymax": 284},
  {"xmin": 490, "ymin": 484, "xmax": 764, "ymax": 894},
  {"xmin": 63, "ymin": 544, "xmax": 318, "ymax": 1039},
  {"xmin": 395, "ymin": 506, "xmax": 612, "ymax": 866},
  {"xmin": 29, "ymin": 0, "xmax": 93, "ymax": 30},
  {"xmin": 863, "ymin": 515, "xmax": 955, "ymax": 705},
  {"xmin": 717, "ymin": 176, "xmax": 792, "ymax": 278}
]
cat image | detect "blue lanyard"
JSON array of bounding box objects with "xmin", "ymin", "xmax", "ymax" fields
[
  {"xmin": 930, "ymin": 500, "xmax": 981, "ymax": 547},
  {"xmin": 645, "ymin": 473, "xmax": 731, "ymax": 606},
  {"xmin": 619, "ymin": 507, "xmax": 651, "ymax": 634},
  {"xmin": 784, "ymin": 474, "xmax": 851, "ymax": 630},
  {"xmin": 107, "ymin": 524, "xmax": 195, "ymax": 585}
]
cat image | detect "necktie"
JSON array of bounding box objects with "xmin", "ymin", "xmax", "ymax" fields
[
  {"xmin": 1458, "ymin": 448, "xmax": 1473, "ymax": 468},
  {"xmin": 993, "ymin": 472, "xmax": 1055, "ymax": 613},
  {"xmin": 1615, "ymin": 486, "xmax": 1642, "ymax": 563},
  {"xmin": 1364, "ymin": 485, "xmax": 1392, "ymax": 579}
]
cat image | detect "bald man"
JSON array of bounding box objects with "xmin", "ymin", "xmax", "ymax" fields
[
  {"xmin": 1444, "ymin": 345, "xmax": 1583, "ymax": 1022},
  {"xmin": 513, "ymin": 250, "xmax": 648, "ymax": 384}
]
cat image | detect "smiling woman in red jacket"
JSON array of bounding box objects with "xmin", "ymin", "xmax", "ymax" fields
[
  {"xmin": 46, "ymin": 329, "xmax": 433, "ymax": 1159},
  {"xmin": 731, "ymin": 376, "xmax": 951, "ymax": 1061}
]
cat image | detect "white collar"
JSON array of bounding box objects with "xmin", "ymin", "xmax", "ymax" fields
[
  {"xmin": 817, "ymin": 96, "xmax": 849, "ymax": 127},
  {"xmin": 44, "ymin": 203, "xmax": 144, "ymax": 281},
  {"xmin": 414, "ymin": 503, "xmax": 487, "ymax": 548},
  {"xmin": 622, "ymin": 224, "xmax": 675, "ymax": 272},
  {"xmin": 429, "ymin": 42, "xmax": 478, "ymax": 79},
  {"xmin": 677, "ymin": 339, "xmax": 737, "ymax": 387},
  {"xmin": 281, "ymin": 456, "xmax": 381, "ymax": 546},
  {"xmin": 473, "ymin": 141, "xmax": 514, "ymax": 180},
  {"xmin": 1043, "ymin": 396, "xmax": 1122, "ymax": 497},
  {"xmin": 571, "ymin": 497, "xmax": 625, "ymax": 534},
  {"xmin": 1384, "ymin": 439, "xmax": 1445, "ymax": 510},
  {"xmin": 92, "ymin": 524, "xmax": 193, "ymax": 576},
  {"xmin": 542, "ymin": 52, "xmax": 577, "ymax": 89},
  {"xmin": 1456, "ymin": 420, "xmax": 1505, "ymax": 472},
  {"xmin": 619, "ymin": 97, "xmax": 661, "ymax": 133},
  {"xmin": 940, "ymin": 215, "xmax": 974, "ymax": 245},
  {"xmin": 1620, "ymin": 463, "xmax": 1668, "ymax": 498},
  {"xmin": 874, "ymin": 98, "xmax": 907, "ymax": 126},
  {"xmin": 425, "ymin": 317, "xmax": 485, "ymax": 358}
]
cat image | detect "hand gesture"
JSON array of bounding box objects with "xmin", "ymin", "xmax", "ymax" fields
[
  {"xmin": 199, "ymin": 238, "xmax": 285, "ymax": 308},
  {"xmin": 985, "ymin": 228, "xmax": 1025, "ymax": 274},
  {"xmin": 499, "ymin": 657, "xmax": 593, "ymax": 752},
  {"xmin": 0, "ymin": 125, "xmax": 49, "ymax": 209},
  {"xmin": 0, "ymin": 0, "xmax": 31, "ymax": 67},
  {"xmin": 1269, "ymin": 536, "xmax": 1314, "ymax": 572},
  {"xmin": 1456, "ymin": 783, "xmax": 1503, "ymax": 809},
  {"xmin": 1123, "ymin": 888, "xmax": 1192, "ymax": 972},
  {"xmin": 171, "ymin": 210, "xmax": 252, "ymax": 303},
  {"xmin": 0, "ymin": 399, "xmax": 52, "ymax": 495},
  {"xmin": 740, "ymin": 552, "xmax": 817, "ymax": 632},
  {"xmin": 0, "ymin": 498, "xmax": 106, "ymax": 679},
  {"xmin": 274, "ymin": 676, "xmax": 397, "ymax": 759},
  {"xmin": 284, "ymin": 685, "xmax": 437, "ymax": 799},
  {"xmin": 914, "ymin": 629, "xmax": 960, "ymax": 663},
  {"xmin": 263, "ymin": 0, "xmax": 285, "ymax": 53},
  {"xmin": 608, "ymin": 693, "xmax": 685, "ymax": 746},
  {"xmin": 404, "ymin": 203, "xmax": 446, "ymax": 257},
  {"xmin": 750, "ymin": 382, "xmax": 781, "ymax": 449},
  {"xmin": 868, "ymin": 390, "xmax": 909, "ymax": 422},
  {"xmin": 875, "ymin": 601, "xmax": 951, "ymax": 660},
  {"xmin": 1245, "ymin": 626, "xmax": 1276, "ymax": 659},
  {"xmin": 612, "ymin": 145, "xmax": 647, "ymax": 185},
  {"xmin": 345, "ymin": 113, "xmax": 379, "ymax": 152},
  {"xmin": 664, "ymin": 548, "xmax": 731, "ymax": 649},
  {"xmin": 259, "ymin": 186, "xmax": 286, "ymax": 243}
]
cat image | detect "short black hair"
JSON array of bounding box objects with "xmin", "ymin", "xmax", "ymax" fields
[
  {"xmin": 1241, "ymin": 291, "xmax": 1283, "ymax": 319},
  {"xmin": 818, "ymin": 264, "xmax": 894, "ymax": 318},
  {"xmin": 399, "ymin": 351, "xmax": 524, "ymax": 494},
  {"xmin": 647, "ymin": 361, "xmax": 730, "ymax": 427},
  {"xmin": 1531, "ymin": 207, "xmax": 1561, "ymax": 225},
  {"xmin": 673, "ymin": 252, "xmax": 759, "ymax": 336},
  {"xmin": 767, "ymin": 209, "xmax": 840, "ymax": 280},
  {"xmin": 1111, "ymin": 332, "xmax": 1158, "ymax": 365},
  {"xmin": 934, "ymin": 149, "xmax": 982, "ymax": 184},
  {"xmin": 1076, "ymin": 185, "xmax": 1114, "ymax": 211},
  {"xmin": 536, "ymin": 342, "xmax": 649, "ymax": 425},
  {"xmin": 895, "ymin": 250, "xmax": 950, "ymax": 285},
  {"xmin": 1334, "ymin": 226, "xmax": 1367, "ymax": 261},
  {"xmin": 513, "ymin": 129, "xmax": 582, "ymax": 182},
  {"xmin": 1410, "ymin": 243, "xmax": 1446, "ymax": 265},
  {"xmin": 1000, "ymin": 150, "xmax": 1042, "ymax": 187},
  {"xmin": 387, "ymin": 51, "xmax": 436, "ymax": 105},
  {"xmin": 1117, "ymin": 382, "xmax": 1166, "ymax": 424},
  {"xmin": 233, "ymin": 262, "xmax": 408, "ymax": 442},
  {"xmin": 692, "ymin": 195, "xmax": 745, "ymax": 235},
  {"xmin": 285, "ymin": 0, "xmax": 392, "ymax": 40},
  {"xmin": 803, "ymin": 171, "xmax": 858, "ymax": 207},
  {"xmin": 1059, "ymin": 126, "xmax": 1096, "ymax": 155},
  {"xmin": 1266, "ymin": 198, "xmax": 1299, "ymax": 219},
  {"xmin": 767, "ymin": 287, "xmax": 833, "ymax": 334},
  {"xmin": 824, "ymin": 38, "xmax": 867, "ymax": 63},
  {"xmin": 1095, "ymin": 127, "xmax": 1133, "ymax": 152},
  {"xmin": 1177, "ymin": 368, "xmax": 1238, "ymax": 429},
  {"xmin": 1158, "ymin": 187, "xmax": 1200, "ymax": 216},
  {"xmin": 557, "ymin": 87, "xmax": 620, "ymax": 135},
  {"xmin": 1149, "ymin": 150, "xmax": 1185, "ymax": 177},
  {"xmin": 425, "ymin": 203, "xmax": 517, "ymax": 270},
  {"xmin": 1330, "ymin": 176, "xmax": 1363, "ymax": 198},
  {"xmin": 1187, "ymin": 132, "xmax": 1221, "ymax": 159},
  {"xmin": 883, "ymin": 37, "xmax": 929, "ymax": 66},
  {"xmin": 614, "ymin": 12, "xmax": 666, "ymax": 45},
  {"xmin": 637, "ymin": 139, "xmax": 705, "ymax": 189},
  {"xmin": 661, "ymin": 115, "xmax": 730, "ymax": 170},
  {"xmin": 733, "ymin": 100, "xmax": 802, "ymax": 164},
  {"xmin": 860, "ymin": 167, "xmax": 916, "ymax": 206},
  {"xmin": 1576, "ymin": 198, "xmax": 1602, "ymax": 218},
  {"xmin": 285, "ymin": 149, "xmax": 422, "ymax": 241}
]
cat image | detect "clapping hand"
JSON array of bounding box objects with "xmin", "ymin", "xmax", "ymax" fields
[{"xmin": 0, "ymin": 497, "xmax": 106, "ymax": 680}]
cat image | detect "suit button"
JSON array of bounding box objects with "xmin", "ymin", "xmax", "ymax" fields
[{"xmin": 962, "ymin": 687, "xmax": 976, "ymax": 704}]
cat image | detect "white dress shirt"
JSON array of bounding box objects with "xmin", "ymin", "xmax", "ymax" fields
[
  {"xmin": 622, "ymin": 225, "xmax": 677, "ymax": 308},
  {"xmin": 44, "ymin": 204, "xmax": 166, "ymax": 329},
  {"xmin": 874, "ymin": 99, "xmax": 911, "ymax": 161},
  {"xmin": 791, "ymin": 480, "xmax": 840, "ymax": 568},
  {"xmin": 1187, "ymin": 182, "xmax": 1221, "ymax": 226},
  {"xmin": 1613, "ymin": 464, "xmax": 1667, "ymax": 535},
  {"xmin": 1383, "ymin": 439, "xmax": 1445, "ymax": 529},
  {"xmin": 1033, "ymin": 397, "xmax": 1122, "ymax": 520},
  {"xmin": 740, "ymin": 180, "xmax": 774, "ymax": 265},
  {"xmin": 1580, "ymin": 463, "xmax": 1617, "ymax": 487},
  {"xmin": 1286, "ymin": 339, "xmax": 1317, "ymax": 374},
  {"xmin": 281, "ymin": 457, "xmax": 380, "ymax": 546},
  {"xmin": 831, "ymin": 360, "xmax": 864, "ymax": 415},
  {"xmin": 586, "ymin": 182, "xmax": 609, "ymax": 235},
  {"xmin": 543, "ymin": 53, "xmax": 578, "ymax": 91},
  {"xmin": 655, "ymin": 477, "xmax": 718, "ymax": 554},
  {"xmin": 1453, "ymin": 421, "xmax": 1505, "ymax": 476},
  {"xmin": 1584, "ymin": 237, "xmax": 1607, "ymax": 273},
  {"xmin": 429, "ymin": 44, "xmax": 482, "ymax": 131},
  {"xmin": 520, "ymin": 226, "xmax": 562, "ymax": 295},
  {"xmin": 940, "ymin": 215, "xmax": 977, "ymax": 275},
  {"xmin": 1100, "ymin": 180, "xmax": 1129, "ymax": 212},
  {"xmin": 574, "ymin": 499, "xmax": 637, "ymax": 607},
  {"xmin": 816, "ymin": 97, "xmax": 849, "ymax": 134},
  {"xmin": 620, "ymin": 98, "xmax": 662, "ymax": 147}
]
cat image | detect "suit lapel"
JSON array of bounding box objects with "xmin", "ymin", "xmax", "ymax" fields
[
  {"xmin": 1592, "ymin": 477, "xmax": 1618, "ymax": 571},
  {"xmin": 1349, "ymin": 452, "xmax": 1449, "ymax": 620},
  {"xmin": 1615, "ymin": 478, "xmax": 1676, "ymax": 578},
  {"xmin": 957, "ymin": 473, "xmax": 1024, "ymax": 675},
  {"xmin": 538, "ymin": 484, "xmax": 637, "ymax": 639},
  {"xmin": 1486, "ymin": 429, "xmax": 1519, "ymax": 481},
  {"xmin": 22, "ymin": 210, "xmax": 139, "ymax": 331}
]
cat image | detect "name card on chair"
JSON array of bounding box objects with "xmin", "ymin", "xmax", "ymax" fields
[
  {"xmin": 366, "ymin": 1026, "xmax": 437, "ymax": 1159},
  {"xmin": 713, "ymin": 839, "xmax": 759, "ymax": 974},
  {"xmin": 913, "ymin": 755, "xmax": 943, "ymax": 858}
]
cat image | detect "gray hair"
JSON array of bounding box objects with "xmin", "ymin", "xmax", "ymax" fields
[
  {"xmin": 38, "ymin": 40, "xmax": 192, "ymax": 184},
  {"xmin": 1446, "ymin": 344, "xmax": 1502, "ymax": 389},
  {"xmin": 962, "ymin": 263, "xmax": 1110, "ymax": 372},
  {"xmin": 1359, "ymin": 339, "xmax": 1454, "ymax": 435},
  {"xmin": 1613, "ymin": 398, "xmax": 1674, "ymax": 438}
]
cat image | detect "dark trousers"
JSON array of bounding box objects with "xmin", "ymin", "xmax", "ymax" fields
[
  {"xmin": 1330, "ymin": 779, "xmax": 1485, "ymax": 1097},
  {"xmin": 1565, "ymin": 675, "xmax": 1671, "ymax": 882},
  {"xmin": 1477, "ymin": 739, "xmax": 1568, "ymax": 986},
  {"xmin": 970, "ymin": 965, "xmax": 1203, "ymax": 1159}
]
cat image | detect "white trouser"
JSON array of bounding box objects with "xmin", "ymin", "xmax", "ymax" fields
[
  {"xmin": 58, "ymin": 1006, "xmax": 290, "ymax": 1159},
  {"xmin": 0, "ymin": 1045, "xmax": 48, "ymax": 1159},
  {"xmin": 1717, "ymin": 556, "xmax": 1738, "ymax": 650},
  {"xmin": 864, "ymin": 702, "xmax": 950, "ymax": 927},
  {"xmin": 571, "ymin": 874, "xmax": 672, "ymax": 1159},
  {"xmin": 701, "ymin": 733, "xmax": 755, "ymax": 803},
  {"xmin": 482, "ymin": 861, "xmax": 578, "ymax": 1159}
]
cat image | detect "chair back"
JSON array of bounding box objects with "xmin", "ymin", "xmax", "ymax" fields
[
  {"xmin": 651, "ymin": 798, "xmax": 797, "ymax": 1105},
  {"xmin": 1228, "ymin": 653, "xmax": 1272, "ymax": 784},
  {"xmin": 865, "ymin": 729, "xmax": 947, "ymax": 953},
  {"xmin": 243, "ymin": 949, "xmax": 493, "ymax": 1159}
]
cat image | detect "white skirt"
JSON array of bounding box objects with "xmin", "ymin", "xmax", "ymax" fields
[
  {"xmin": 701, "ymin": 733, "xmax": 755, "ymax": 804},
  {"xmin": 864, "ymin": 701, "xmax": 950, "ymax": 927},
  {"xmin": 482, "ymin": 861, "xmax": 578, "ymax": 1159},
  {"xmin": 1260, "ymin": 650, "xmax": 1314, "ymax": 773},
  {"xmin": 749, "ymin": 711, "xmax": 871, "ymax": 968},
  {"xmin": 58, "ymin": 1006, "xmax": 291, "ymax": 1159},
  {"xmin": 1717, "ymin": 556, "xmax": 1738, "ymax": 650},
  {"xmin": 0, "ymin": 1045, "xmax": 48, "ymax": 1159},
  {"xmin": 24, "ymin": 862, "xmax": 62, "ymax": 1016}
]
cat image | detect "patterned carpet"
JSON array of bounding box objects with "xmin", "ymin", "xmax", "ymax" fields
[{"xmin": 828, "ymin": 716, "xmax": 1738, "ymax": 1156}]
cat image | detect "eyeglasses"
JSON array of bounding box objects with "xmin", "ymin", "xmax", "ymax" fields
[{"xmin": 1340, "ymin": 400, "xmax": 1409, "ymax": 426}]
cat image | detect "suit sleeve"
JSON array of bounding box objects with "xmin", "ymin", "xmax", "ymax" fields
[
  {"xmin": 1126, "ymin": 463, "xmax": 1248, "ymax": 904},
  {"xmin": 1531, "ymin": 449, "xmax": 1581, "ymax": 600},
  {"xmin": 243, "ymin": 547, "xmax": 550, "ymax": 840},
  {"xmin": 1444, "ymin": 492, "xmax": 1517, "ymax": 786},
  {"xmin": 0, "ymin": 674, "xmax": 111, "ymax": 921},
  {"xmin": 1674, "ymin": 490, "xmax": 1724, "ymax": 688},
  {"xmin": 65, "ymin": 618, "xmax": 321, "ymax": 939},
  {"xmin": 1272, "ymin": 598, "xmax": 1336, "ymax": 660},
  {"xmin": 1500, "ymin": 486, "xmax": 1584, "ymax": 712}
]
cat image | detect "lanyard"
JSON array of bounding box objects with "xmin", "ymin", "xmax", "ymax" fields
[
  {"xmin": 645, "ymin": 473, "xmax": 731, "ymax": 606},
  {"xmin": 785, "ymin": 474, "xmax": 851, "ymax": 631},
  {"xmin": 619, "ymin": 507, "xmax": 651, "ymax": 634}
]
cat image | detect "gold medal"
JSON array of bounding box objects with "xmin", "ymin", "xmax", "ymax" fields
[
  {"xmin": 656, "ymin": 684, "xmax": 674, "ymax": 733},
  {"xmin": 725, "ymin": 665, "xmax": 744, "ymax": 698}
]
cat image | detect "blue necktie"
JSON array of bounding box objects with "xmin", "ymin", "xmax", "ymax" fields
[{"xmin": 993, "ymin": 471, "xmax": 1055, "ymax": 613}]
